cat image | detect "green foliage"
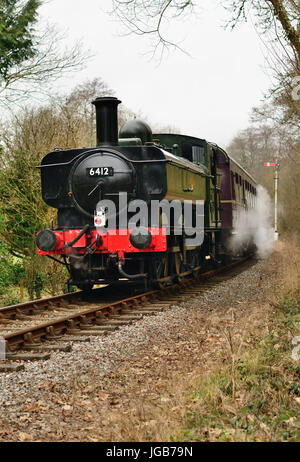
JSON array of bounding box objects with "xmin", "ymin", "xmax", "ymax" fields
[
  {"xmin": 0, "ymin": 153, "xmax": 63, "ymax": 299},
  {"xmin": 0, "ymin": 149, "xmax": 48, "ymax": 258},
  {"xmin": 279, "ymin": 298, "xmax": 300, "ymax": 316},
  {"xmin": 0, "ymin": 0, "xmax": 40, "ymax": 79},
  {"xmin": 0, "ymin": 290, "xmax": 20, "ymax": 306},
  {"xmin": 0, "ymin": 239, "xmax": 24, "ymax": 295},
  {"xmin": 0, "ymin": 79, "xmax": 119, "ymax": 299},
  {"xmin": 177, "ymin": 296, "xmax": 300, "ymax": 442}
]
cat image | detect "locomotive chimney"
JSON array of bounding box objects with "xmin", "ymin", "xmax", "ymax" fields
[{"xmin": 92, "ymin": 96, "xmax": 121, "ymax": 146}]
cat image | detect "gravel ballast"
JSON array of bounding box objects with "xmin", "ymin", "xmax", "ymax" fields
[{"xmin": 0, "ymin": 258, "xmax": 275, "ymax": 441}]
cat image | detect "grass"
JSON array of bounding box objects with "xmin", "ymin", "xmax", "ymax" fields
[
  {"xmin": 172, "ymin": 236, "xmax": 300, "ymax": 442},
  {"xmin": 175, "ymin": 298, "xmax": 300, "ymax": 441},
  {"xmin": 100, "ymin": 236, "xmax": 300, "ymax": 442}
]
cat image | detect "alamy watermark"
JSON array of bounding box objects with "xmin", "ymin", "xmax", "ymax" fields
[
  {"xmin": 291, "ymin": 76, "xmax": 300, "ymax": 101},
  {"xmin": 0, "ymin": 336, "xmax": 6, "ymax": 360},
  {"xmin": 292, "ymin": 336, "xmax": 300, "ymax": 361},
  {"xmin": 94, "ymin": 193, "xmax": 205, "ymax": 246}
]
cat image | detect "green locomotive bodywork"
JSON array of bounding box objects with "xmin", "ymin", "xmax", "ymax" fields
[{"xmin": 153, "ymin": 133, "xmax": 222, "ymax": 231}]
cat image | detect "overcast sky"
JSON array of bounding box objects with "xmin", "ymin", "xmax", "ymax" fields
[{"xmin": 38, "ymin": 0, "xmax": 273, "ymax": 147}]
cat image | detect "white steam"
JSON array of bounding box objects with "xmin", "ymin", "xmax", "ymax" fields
[{"xmin": 230, "ymin": 185, "xmax": 274, "ymax": 259}]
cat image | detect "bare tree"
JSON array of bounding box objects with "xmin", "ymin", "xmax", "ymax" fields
[
  {"xmin": 251, "ymin": 100, "xmax": 300, "ymax": 160},
  {"xmin": 110, "ymin": 1, "xmax": 300, "ymax": 130},
  {"xmin": 228, "ymin": 1, "xmax": 300, "ymax": 59},
  {"xmin": 110, "ymin": 0, "xmax": 195, "ymax": 58},
  {"xmin": 152, "ymin": 122, "xmax": 182, "ymax": 133},
  {"xmin": 226, "ymin": 123, "xmax": 284, "ymax": 174},
  {"xmin": 0, "ymin": 16, "xmax": 90, "ymax": 107},
  {"xmin": 110, "ymin": 1, "xmax": 300, "ymax": 60},
  {"xmin": 227, "ymin": 106, "xmax": 300, "ymax": 232}
]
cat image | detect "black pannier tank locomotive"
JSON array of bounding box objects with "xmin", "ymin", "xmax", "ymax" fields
[{"xmin": 36, "ymin": 97, "xmax": 257, "ymax": 290}]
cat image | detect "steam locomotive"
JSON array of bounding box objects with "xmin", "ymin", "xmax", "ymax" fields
[{"xmin": 36, "ymin": 97, "xmax": 257, "ymax": 290}]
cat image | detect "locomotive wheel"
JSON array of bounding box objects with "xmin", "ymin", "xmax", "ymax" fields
[
  {"xmin": 175, "ymin": 252, "xmax": 184, "ymax": 275},
  {"xmin": 154, "ymin": 254, "xmax": 169, "ymax": 280},
  {"xmin": 69, "ymin": 263, "xmax": 94, "ymax": 291},
  {"xmin": 187, "ymin": 250, "xmax": 201, "ymax": 269}
]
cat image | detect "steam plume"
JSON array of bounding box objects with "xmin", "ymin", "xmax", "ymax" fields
[{"xmin": 229, "ymin": 185, "xmax": 274, "ymax": 258}]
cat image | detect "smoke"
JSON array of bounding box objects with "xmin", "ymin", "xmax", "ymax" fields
[{"xmin": 229, "ymin": 185, "xmax": 274, "ymax": 259}]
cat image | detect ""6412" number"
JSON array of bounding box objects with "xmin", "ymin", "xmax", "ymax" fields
[{"xmin": 87, "ymin": 167, "xmax": 113, "ymax": 177}]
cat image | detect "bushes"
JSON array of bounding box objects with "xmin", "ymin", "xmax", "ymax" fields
[
  {"xmin": 0, "ymin": 241, "xmax": 24, "ymax": 306},
  {"xmin": 0, "ymin": 244, "xmax": 24, "ymax": 295},
  {"xmin": 0, "ymin": 78, "xmax": 124, "ymax": 302}
]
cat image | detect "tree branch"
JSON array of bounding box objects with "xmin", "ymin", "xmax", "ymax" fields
[{"xmin": 266, "ymin": 0, "xmax": 300, "ymax": 59}]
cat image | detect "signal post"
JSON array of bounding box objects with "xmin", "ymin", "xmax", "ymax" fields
[{"xmin": 264, "ymin": 162, "xmax": 280, "ymax": 241}]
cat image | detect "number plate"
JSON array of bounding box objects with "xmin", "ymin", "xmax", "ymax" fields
[{"xmin": 87, "ymin": 167, "xmax": 114, "ymax": 177}]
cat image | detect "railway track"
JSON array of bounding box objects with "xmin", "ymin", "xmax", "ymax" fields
[{"xmin": 0, "ymin": 256, "xmax": 255, "ymax": 372}]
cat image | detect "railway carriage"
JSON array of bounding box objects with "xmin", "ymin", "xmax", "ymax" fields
[
  {"xmin": 216, "ymin": 148, "xmax": 257, "ymax": 253},
  {"xmin": 36, "ymin": 97, "xmax": 257, "ymax": 290}
]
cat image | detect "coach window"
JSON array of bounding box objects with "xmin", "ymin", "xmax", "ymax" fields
[
  {"xmin": 231, "ymin": 172, "xmax": 236, "ymax": 200},
  {"xmin": 192, "ymin": 145, "xmax": 205, "ymax": 165},
  {"xmin": 182, "ymin": 143, "xmax": 205, "ymax": 164}
]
